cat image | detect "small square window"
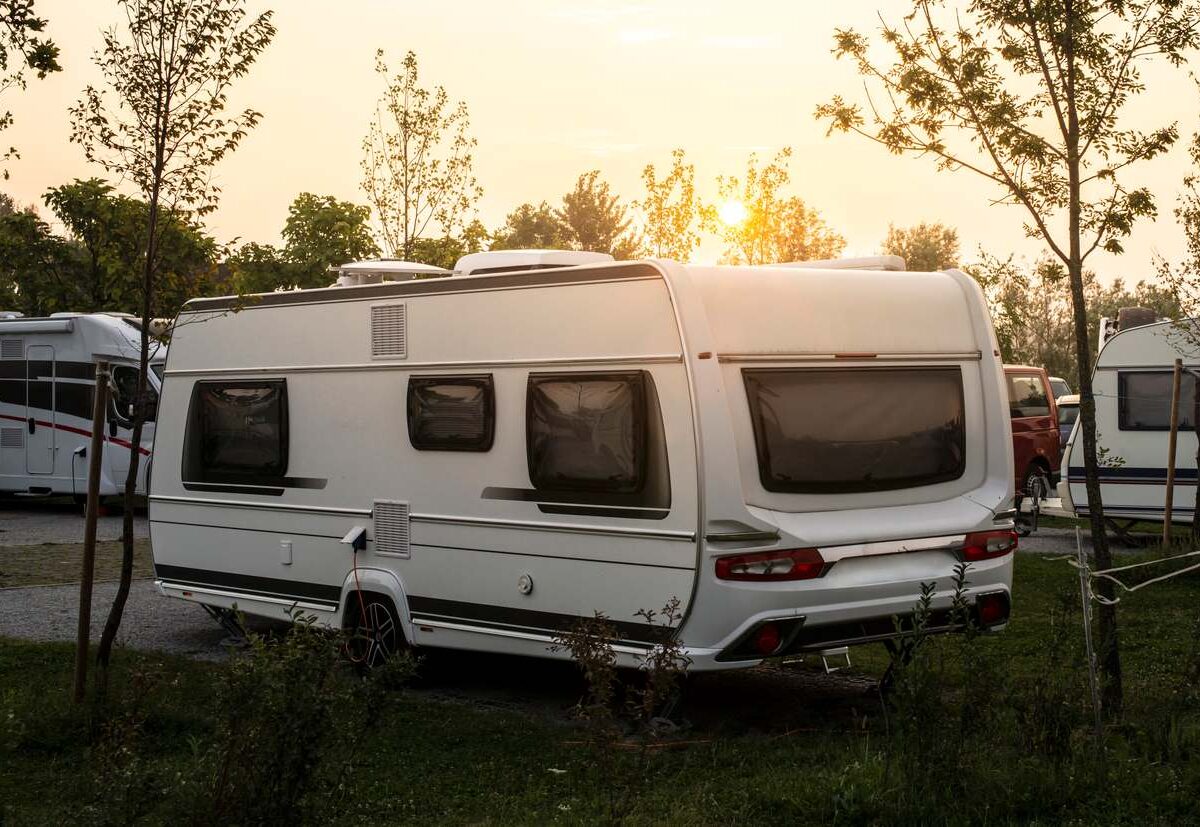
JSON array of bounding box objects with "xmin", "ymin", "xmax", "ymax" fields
[
  {"xmin": 407, "ymin": 375, "xmax": 495, "ymax": 451},
  {"xmin": 526, "ymin": 372, "xmax": 646, "ymax": 493},
  {"xmin": 183, "ymin": 380, "xmax": 288, "ymax": 483}
]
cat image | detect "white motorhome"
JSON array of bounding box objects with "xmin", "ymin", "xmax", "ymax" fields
[
  {"xmin": 150, "ymin": 252, "xmax": 1016, "ymax": 670},
  {"xmin": 0, "ymin": 313, "xmax": 164, "ymax": 498},
  {"xmin": 1061, "ymin": 317, "xmax": 1200, "ymax": 524}
]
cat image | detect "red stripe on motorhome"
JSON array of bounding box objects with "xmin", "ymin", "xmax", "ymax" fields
[{"xmin": 0, "ymin": 413, "xmax": 151, "ymax": 456}]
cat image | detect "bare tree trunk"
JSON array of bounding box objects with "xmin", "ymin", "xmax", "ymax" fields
[
  {"xmin": 1064, "ymin": 2, "xmax": 1122, "ymax": 714},
  {"xmin": 94, "ymin": 174, "xmax": 160, "ymax": 697}
]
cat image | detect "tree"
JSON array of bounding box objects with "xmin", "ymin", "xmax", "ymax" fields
[
  {"xmin": 557, "ymin": 170, "xmax": 641, "ymax": 259},
  {"xmin": 883, "ymin": 222, "xmax": 959, "ymax": 270},
  {"xmin": 712, "ymin": 148, "xmax": 844, "ymax": 265},
  {"xmin": 638, "ymin": 148, "xmax": 703, "ymax": 261},
  {"xmin": 282, "ymin": 193, "xmax": 378, "ymax": 288},
  {"xmin": 40, "ymin": 179, "xmax": 219, "ymax": 317},
  {"xmin": 491, "ymin": 201, "xmax": 570, "ymax": 250},
  {"xmin": 70, "ymin": 0, "xmax": 274, "ymax": 693},
  {"xmin": 361, "ymin": 50, "xmax": 480, "ymax": 260},
  {"xmin": 227, "ymin": 241, "xmax": 294, "ymax": 293},
  {"xmin": 1, "ymin": 1, "xmax": 60, "ymax": 178},
  {"xmin": 407, "ymin": 219, "xmax": 488, "ymax": 270},
  {"xmin": 817, "ymin": 0, "xmax": 1200, "ymax": 713},
  {"xmin": 0, "ymin": 205, "xmax": 66, "ymax": 309}
]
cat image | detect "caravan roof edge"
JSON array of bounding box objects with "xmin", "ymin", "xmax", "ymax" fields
[{"xmin": 182, "ymin": 261, "xmax": 663, "ymax": 312}]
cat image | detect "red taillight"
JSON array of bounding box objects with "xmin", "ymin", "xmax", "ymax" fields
[
  {"xmin": 715, "ymin": 548, "xmax": 826, "ymax": 581},
  {"xmin": 753, "ymin": 622, "xmax": 782, "ymax": 655},
  {"xmin": 976, "ymin": 592, "xmax": 1010, "ymax": 627},
  {"xmin": 961, "ymin": 530, "xmax": 1017, "ymax": 562}
]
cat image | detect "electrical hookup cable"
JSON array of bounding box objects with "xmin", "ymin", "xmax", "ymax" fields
[{"xmin": 344, "ymin": 543, "xmax": 372, "ymax": 666}]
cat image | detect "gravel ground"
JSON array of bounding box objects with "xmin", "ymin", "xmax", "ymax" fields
[
  {"xmin": 0, "ymin": 580, "xmax": 280, "ymax": 660},
  {"xmin": 0, "ymin": 499, "xmax": 148, "ymax": 545}
]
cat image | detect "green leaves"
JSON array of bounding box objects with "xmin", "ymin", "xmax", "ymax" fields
[
  {"xmin": 361, "ymin": 50, "xmax": 481, "ymax": 260},
  {"xmin": 815, "ymin": 0, "xmax": 1200, "ymax": 268}
]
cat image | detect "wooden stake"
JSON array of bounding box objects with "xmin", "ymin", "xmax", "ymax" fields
[
  {"xmin": 73, "ymin": 361, "xmax": 110, "ymax": 704},
  {"xmin": 1164, "ymin": 358, "xmax": 1183, "ymax": 547}
]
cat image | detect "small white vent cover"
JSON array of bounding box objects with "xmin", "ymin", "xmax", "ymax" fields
[
  {"xmin": 0, "ymin": 428, "xmax": 22, "ymax": 449},
  {"xmin": 370, "ymin": 303, "xmax": 407, "ymax": 359},
  {"xmin": 372, "ymin": 500, "xmax": 410, "ymax": 558},
  {"xmin": 1, "ymin": 339, "xmax": 23, "ymax": 359}
]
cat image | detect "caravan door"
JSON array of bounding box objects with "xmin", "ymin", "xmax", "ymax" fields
[{"xmin": 25, "ymin": 345, "xmax": 54, "ymax": 474}]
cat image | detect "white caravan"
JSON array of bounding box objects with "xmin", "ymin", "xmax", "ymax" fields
[
  {"xmin": 1061, "ymin": 317, "xmax": 1200, "ymax": 524},
  {"xmin": 149, "ymin": 252, "xmax": 1016, "ymax": 670},
  {"xmin": 0, "ymin": 313, "xmax": 164, "ymax": 498}
]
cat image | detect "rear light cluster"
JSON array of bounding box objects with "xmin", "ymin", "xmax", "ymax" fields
[
  {"xmin": 961, "ymin": 529, "xmax": 1018, "ymax": 562},
  {"xmin": 714, "ymin": 548, "xmax": 826, "ymax": 581}
]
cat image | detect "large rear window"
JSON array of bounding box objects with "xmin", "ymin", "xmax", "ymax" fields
[{"xmin": 743, "ymin": 367, "xmax": 966, "ymax": 494}]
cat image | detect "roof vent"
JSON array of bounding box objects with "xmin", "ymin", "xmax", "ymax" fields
[
  {"xmin": 770, "ymin": 255, "xmax": 907, "ymax": 272},
  {"xmin": 335, "ymin": 259, "xmax": 452, "ymax": 287},
  {"xmin": 454, "ymin": 249, "xmax": 615, "ymax": 277},
  {"xmin": 370, "ymin": 303, "xmax": 407, "ymax": 359}
]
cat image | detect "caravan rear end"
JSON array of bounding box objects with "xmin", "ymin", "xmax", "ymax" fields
[{"xmin": 669, "ymin": 264, "xmax": 1014, "ymax": 668}]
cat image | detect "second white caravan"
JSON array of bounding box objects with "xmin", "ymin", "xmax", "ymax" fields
[{"xmin": 150, "ymin": 253, "xmax": 1016, "ymax": 670}]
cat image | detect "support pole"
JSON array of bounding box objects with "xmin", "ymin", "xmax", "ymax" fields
[
  {"xmin": 1164, "ymin": 358, "xmax": 1183, "ymax": 547},
  {"xmin": 73, "ymin": 361, "xmax": 109, "ymax": 704}
]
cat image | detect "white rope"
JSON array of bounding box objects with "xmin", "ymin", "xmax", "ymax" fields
[{"xmin": 1061, "ymin": 548, "xmax": 1200, "ymax": 605}]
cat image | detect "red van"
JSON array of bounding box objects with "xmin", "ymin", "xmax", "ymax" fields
[{"xmin": 1004, "ymin": 365, "xmax": 1061, "ymax": 504}]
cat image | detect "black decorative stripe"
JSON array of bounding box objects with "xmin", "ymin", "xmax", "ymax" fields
[
  {"xmin": 537, "ymin": 504, "xmax": 670, "ymax": 521},
  {"xmin": 182, "ymin": 477, "xmax": 327, "ymax": 496},
  {"xmin": 0, "ymin": 362, "xmax": 23, "ymax": 379},
  {"xmin": 154, "ymin": 563, "xmax": 341, "ymax": 605},
  {"xmin": 1067, "ymin": 466, "xmax": 1199, "ymax": 479},
  {"xmin": 184, "ymin": 263, "xmax": 663, "ymax": 311},
  {"xmin": 56, "ymin": 361, "xmax": 97, "ymax": 380},
  {"xmin": 0, "ymin": 380, "xmax": 24, "ymax": 406},
  {"xmin": 54, "ymin": 382, "xmax": 93, "ymax": 420},
  {"xmin": 407, "ymin": 595, "xmax": 672, "ymax": 645}
]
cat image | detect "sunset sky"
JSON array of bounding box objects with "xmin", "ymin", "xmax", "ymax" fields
[{"xmin": 3, "ymin": 0, "xmax": 1197, "ymax": 279}]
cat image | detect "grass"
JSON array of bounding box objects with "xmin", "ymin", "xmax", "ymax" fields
[
  {"xmin": 0, "ymin": 539, "xmax": 154, "ymax": 588},
  {"xmin": 3, "ymin": 555, "xmax": 1200, "ymax": 824}
]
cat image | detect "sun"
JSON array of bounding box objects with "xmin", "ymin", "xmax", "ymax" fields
[{"xmin": 718, "ymin": 199, "xmax": 748, "ymax": 226}]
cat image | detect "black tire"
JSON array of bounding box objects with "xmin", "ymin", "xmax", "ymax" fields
[{"xmin": 346, "ymin": 594, "xmax": 404, "ymax": 668}]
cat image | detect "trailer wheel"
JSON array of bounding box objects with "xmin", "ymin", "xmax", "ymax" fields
[{"xmin": 346, "ymin": 594, "xmax": 405, "ymax": 669}]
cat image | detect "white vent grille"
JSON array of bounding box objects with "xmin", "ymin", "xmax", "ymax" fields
[
  {"xmin": 0, "ymin": 428, "xmax": 23, "ymax": 449},
  {"xmin": 370, "ymin": 304, "xmax": 407, "ymax": 359},
  {"xmin": 1, "ymin": 339, "xmax": 23, "ymax": 359},
  {"xmin": 372, "ymin": 500, "xmax": 410, "ymax": 558}
]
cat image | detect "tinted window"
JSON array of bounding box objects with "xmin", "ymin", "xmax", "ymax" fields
[
  {"xmin": 1058, "ymin": 404, "xmax": 1079, "ymax": 427},
  {"xmin": 743, "ymin": 367, "xmax": 966, "ymax": 494},
  {"xmin": 1118, "ymin": 371, "xmax": 1196, "ymax": 431},
  {"xmin": 111, "ymin": 365, "xmax": 158, "ymax": 424},
  {"xmin": 407, "ymin": 375, "xmax": 494, "ymax": 451},
  {"xmin": 527, "ymin": 372, "xmax": 645, "ymax": 493},
  {"xmin": 182, "ymin": 380, "xmax": 288, "ymax": 482},
  {"xmin": 1007, "ymin": 374, "xmax": 1050, "ymax": 418}
]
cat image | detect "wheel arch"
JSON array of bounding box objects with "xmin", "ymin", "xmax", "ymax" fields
[{"xmin": 338, "ymin": 567, "xmax": 414, "ymax": 645}]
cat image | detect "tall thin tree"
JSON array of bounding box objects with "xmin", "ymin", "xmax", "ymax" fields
[
  {"xmin": 361, "ymin": 50, "xmax": 480, "ymax": 260},
  {"xmin": 70, "ymin": 0, "xmax": 275, "ymax": 692},
  {"xmin": 817, "ymin": 0, "xmax": 1200, "ymax": 713}
]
